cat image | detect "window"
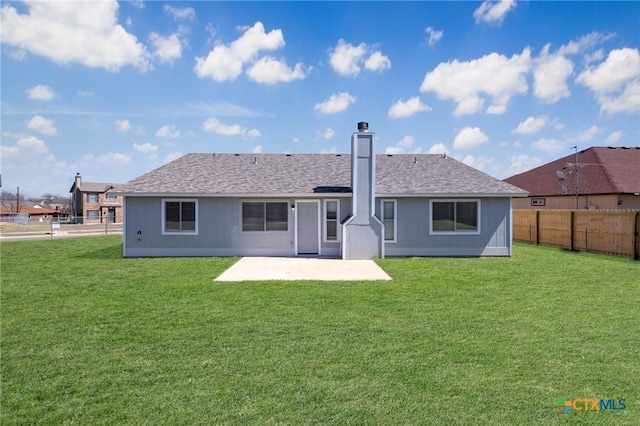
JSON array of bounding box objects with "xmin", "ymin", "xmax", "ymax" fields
[
  {"xmin": 163, "ymin": 199, "xmax": 197, "ymax": 234},
  {"xmin": 242, "ymin": 202, "xmax": 288, "ymax": 232},
  {"xmin": 87, "ymin": 193, "xmax": 99, "ymax": 202},
  {"xmin": 381, "ymin": 200, "xmax": 397, "ymax": 242},
  {"xmin": 324, "ymin": 200, "xmax": 340, "ymax": 242},
  {"xmin": 87, "ymin": 210, "xmax": 100, "ymax": 220},
  {"xmin": 106, "ymin": 192, "xmax": 117, "ymax": 200},
  {"xmin": 430, "ymin": 200, "xmax": 480, "ymax": 234},
  {"xmin": 531, "ymin": 198, "xmax": 545, "ymax": 206}
]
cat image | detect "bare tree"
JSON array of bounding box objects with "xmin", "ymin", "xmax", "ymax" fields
[{"xmin": 0, "ymin": 187, "xmax": 24, "ymax": 213}]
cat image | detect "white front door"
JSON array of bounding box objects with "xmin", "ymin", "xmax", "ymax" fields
[{"xmin": 296, "ymin": 201, "xmax": 319, "ymax": 255}]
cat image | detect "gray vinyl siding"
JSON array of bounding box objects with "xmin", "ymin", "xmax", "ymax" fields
[
  {"xmin": 124, "ymin": 197, "xmax": 297, "ymax": 257},
  {"xmin": 319, "ymin": 199, "xmax": 351, "ymax": 256},
  {"xmin": 124, "ymin": 196, "xmax": 352, "ymax": 257},
  {"xmin": 377, "ymin": 197, "xmax": 511, "ymax": 256}
]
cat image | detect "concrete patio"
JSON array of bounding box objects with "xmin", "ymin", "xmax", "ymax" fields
[{"xmin": 214, "ymin": 257, "xmax": 392, "ymax": 281}]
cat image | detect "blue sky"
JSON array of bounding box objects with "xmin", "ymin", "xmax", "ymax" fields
[{"xmin": 1, "ymin": 0, "xmax": 639, "ymax": 197}]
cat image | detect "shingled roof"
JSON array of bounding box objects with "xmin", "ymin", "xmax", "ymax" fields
[
  {"xmin": 504, "ymin": 146, "xmax": 640, "ymax": 196},
  {"xmin": 113, "ymin": 153, "xmax": 525, "ymax": 197}
]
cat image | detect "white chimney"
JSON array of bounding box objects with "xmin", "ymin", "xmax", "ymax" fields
[{"xmin": 342, "ymin": 122, "xmax": 384, "ymax": 259}]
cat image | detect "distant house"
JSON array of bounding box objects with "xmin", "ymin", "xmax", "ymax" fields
[
  {"xmin": 0, "ymin": 205, "xmax": 68, "ymax": 223},
  {"xmin": 505, "ymin": 147, "xmax": 640, "ymax": 210},
  {"xmin": 113, "ymin": 123, "xmax": 527, "ymax": 259},
  {"xmin": 69, "ymin": 174, "xmax": 123, "ymax": 223}
]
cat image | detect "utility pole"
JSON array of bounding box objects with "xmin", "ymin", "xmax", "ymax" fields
[{"xmin": 16, "ymin": 186, "xmax": 21, "ymax": 214}]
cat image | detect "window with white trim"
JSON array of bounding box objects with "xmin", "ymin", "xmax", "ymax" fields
[
  {"xmin": 87, "ymin": 193, "xmax": 99, "ymax": 202},
  {"xmin": 163, "ymin": 199, "xmax": 197, "ymax": 234},
  {"xmin": 242, "ymin": 202, "xmax": 288, "ymax": 232},
  {"xmin": 381, "ymin": 200, "xmax": 397, "ymax": 242},
  {"xmin": 87, "ymin": 210, "xmax": 100, "ymax": 220},
  {"xmin": 430, "ymin": 200, "xmax": 480, "ymax": 234},
  {"xmin": 324, "ymin": 200, "xmax": 340, "ymax": 242}
]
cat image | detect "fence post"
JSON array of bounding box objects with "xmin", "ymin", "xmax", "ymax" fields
[
  {"xmin": 535, "ymin": 210, "xmax": 540, "ymax": 245},
  {"xmin": 634, "ymin": 211, "xmax": 639, "ymax": 261},
  {"xmin": 570, "ymin": 210, "xmax": 575, "ymax": 251}
]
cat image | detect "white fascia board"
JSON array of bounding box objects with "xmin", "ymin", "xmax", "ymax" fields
[
  {"xmin": 375, "ymin": 192, "xmax": 529, "ymax": 198},
  {"xmin": 112, "ymin": 192, "xmax": 353, "ymax": 198}
]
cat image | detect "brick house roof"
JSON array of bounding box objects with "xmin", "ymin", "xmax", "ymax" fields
[
  {"xmin": 504, "ymin": 146, "xmax": 640, "ymax": 196},
  {"xmin": 113, "ymin": 153, "xmax": 526, "ymax": 196},
  {"xmin": 0, "ymin": 205, "xmax": 59, "ymax": 215}
]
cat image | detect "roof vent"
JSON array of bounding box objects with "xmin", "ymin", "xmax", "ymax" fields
[
  {"xmin": 234, "ymin": 153, "xmax": 240, "ymax": 156},
  {"xmin": 357, "ymin": 122, "xmax": 368, "ymax": 132},
  {"xmin": 414, "ymin": 157, "xmax": 417, "ymax": 163},
  {"xmin": 285, "ymin": 153, "xmax": 292, "ymax": 157}
]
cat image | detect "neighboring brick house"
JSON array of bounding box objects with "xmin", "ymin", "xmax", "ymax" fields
[
  {"xmin": 505, "ymin": 146, "xmax": 640, "ymax": 210},
  {"xmin": 0, "ymin": 205, "xmax": 68, "ymax": 223},
  {"xmin": 69, "ymin": 173, "xmax": 123, "ymax": 223}
]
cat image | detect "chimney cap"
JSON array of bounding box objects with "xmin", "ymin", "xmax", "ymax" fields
[{"xmin": 357, "ymin": 122, "xmax": 368, "ymax": 132}]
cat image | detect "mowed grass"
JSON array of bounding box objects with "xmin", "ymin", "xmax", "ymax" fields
[{"xmin": 1, "ymin": 237, "xmax": 638, "ymax": 425}]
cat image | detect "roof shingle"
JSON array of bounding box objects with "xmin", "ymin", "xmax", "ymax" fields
[
  {"xmin": 113, "ymin": 153, "xmax": 526, "ymax": 196},
  {"xmin": 504, "ymin": 147, "xmax": 640, "ymax": 196}
]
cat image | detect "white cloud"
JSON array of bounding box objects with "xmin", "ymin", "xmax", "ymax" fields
[
  {"xmin": 164, "ymin": 152, "xmax": 182, "ymax": 163},
  {"xmin": 453, "ymin": 127, "xmax": 489, "ymax": 149},
  {"xmin": 460, "ymin": 155, "xmax": 492, "ymax": 172},
  {"xmin": 115, "ymin": 119, "xmax": 132, "ymax": 132},
  {"xmin": 320, "ymin": 147, "xmax": 337, "ymax": 154},
  {"xmin": 384, "ymin": 136, "xmax": 423, "ymax": 154},
  {"xmin": 246, "ymin": 56, "xmax": 307, "ymax": 84},
  {"xmin": 0, "ymin": 0, "xmax": 150, "ymax": 71},
  {"xmin": 133, "ymin": 142, "xmax": 158, "ymax": 154},
  {"xmin": 513, "ymin": 115, "xmax": 549, "ymax": 135},
  {"xmin": 202, "ymin": 117, "xmax": 260, "ymax": 137},
  {"xmin": 0, "ymin": 134, "xmax": 50, "ymax": 167},
  {"xmin": 388, "ymin": 97, "xmax": 431, "ymax": 118},
  {"xmin": 364, "ymin": 51, "xmax": 391, "ymax": 72},
  {"xmin": 473, "ymin": 0, "xmax": 516, "ymax": 25},
  {"xmin": 26, "ymin": 115, "xmax": 56, "ymax": 135},
  {"xmin": 427, "ymin": 143, "xmax": 447, "ymax": 154},
  {"xmin": 533, "ymin": 45, "xmax": 574, "ymax": 103},
  {"xmin": 251, "ymin": 145, "xmax": 263, "ymax": 154},
  {"xmin": 506, "ymin": 154, "xmax": 543, "ymax": 176},
  {"xmin": 150, "ymin": 32, "xmax": 183, "ymax": 64},
  {"xmin": 26, "ymin": 84, "xmax": 55, "ymax": 101},
  {"xmin": 531, "ymin": 137, "xmax": 566, "ymax": 155},
  {"xmin": 164, "ymin": 5, "xmax": 195, "ymax": 20},
  {"xmin": 156, "ymin": 124, "xmax": 181, "ymax": 138},
  {"xmin": 329, "ymin": 39, "xmax": 391, "ymax": 77},
  {"xmin": 574, "ymin": 125, "xmax": 600, "ymax": 142},
  {"xmin": 97, "ymin": 152, "xmax": 131, "ymax": 166},
  {"xmin": 77, "ymin": 90, "xmax": 93, "ymax": 97},
  {"xmin": 317, "ymin": 128, "xmax": 336, "ymax": 140},
  {"xmin": 384, "ymin": 146, "xmax": 404, "ymax": 155},
  {"xmin": 420, "ymin": 48, "xmax": 531, "ymax": 116},
  {"xmin": 585, "ymin": 49, "xmax": 604, "ymax": 64},
  {"xmin": 605, "ymin": 130, "xmax": 623, "ymax": 145},
  {"xmin": 597, "ymin": 80, "xmax": 640, "ymax": 115},
  {"xmin": 576, "ymin": 48, "xmax": 640, "ymax": 114},
  {"xmin": 314, "ymin": 92, "xmax": 356, "ymax": 114},
  {"xmin": 194, "ymin": 21, "xmax": 286, "ymax": 82},
  {"xmin": 329, "ymin": 39, "xmax": 367, "ymax": 77},
  {"xmin": 425, "ymin": 27, "xmax": 443, "ymax": 47},
  {"xmin": 17, "ymin": 135, "xmax": 49, "ymax": 154},
  {"xmin": 293, "ymin": 137, "xmax": 300, "ymax": 143}
]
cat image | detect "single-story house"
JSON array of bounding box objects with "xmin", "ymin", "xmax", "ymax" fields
[
  {"xmin": 113, "ymin": 123, "xmax": 527, "ymax": 259},
  {"xmin": 0, "ymin": 204, "xmax": 69, "ymax": 223},
  {"xmin": 505, "ymin": 146, "xmax": 640, "ymax": 210}
]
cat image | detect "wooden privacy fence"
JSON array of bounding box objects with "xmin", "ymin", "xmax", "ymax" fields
[{"xmin": 513, "ymin": 209, "xmax": 640, "ymax": 259}]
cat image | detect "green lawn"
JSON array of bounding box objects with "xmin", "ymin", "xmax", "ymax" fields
[{"xmin": 1, "ymin": 237, "xmax": 638, "ymax": 425}]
